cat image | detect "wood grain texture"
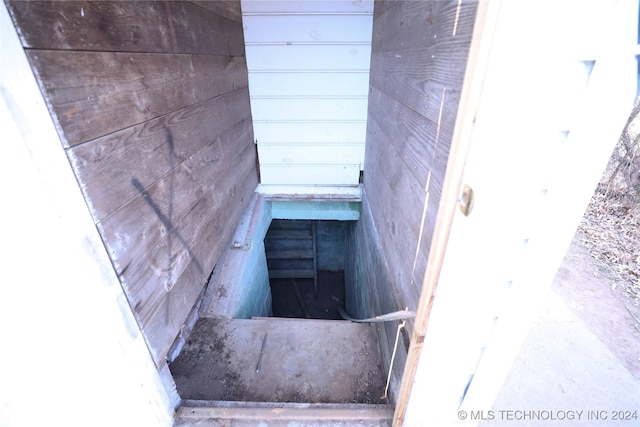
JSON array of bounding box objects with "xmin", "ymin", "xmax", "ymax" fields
[
  {"xmin": 369, "ymin": 51, "xmax": 465, "ymax": 132},
  {"xmin": 372, "ymin": 0, "xmax": 396, "ymax": 21},
  {"xmin": 372, "ymin": 0, "xmax": 475, "ymax": 53},
  {"xmin": 8, "ymin": 0, "xmax": 257, "ymax": 365},
  {"xmin": 144, "ymin": 165, "xmax": 258, "ymax": 364},
  {"xmin": 369, "ymin": 0, "xmax": 476, "ymax": 131},
  {"xmin": 99, "ymin": 118, "xmax": 257, "ymax": 363},
  {"xmin": 364, "ymin": 121, "xmax": 427, "ymax": 309},
  {"xmin": 68, "ymin": 88, "xmax": 252, "ymax": 221},
  {"xmin": 349, "ymin": 193, "xmax": 408, "ymax": 402},
  {"xmin": 363, "ymin": 0, "xmax": 477, "ymax": 371},
  {"xmin": 367, "ymin": 86, "xmax": 438, "ymax": 187},
  {"xmin": 188, "ymin": 0, "xmax": 242, "ymax": 23},
  {"xmin": 99, "ymin": 118, "xmax": 255, "ymax": 315},
  {"xmin": 27, "ymin": 50, "xmax": 248, "ymax": 146},
  {"xmin": 8, "ymin": 1, "xmax": 244, "ymax": 55}
]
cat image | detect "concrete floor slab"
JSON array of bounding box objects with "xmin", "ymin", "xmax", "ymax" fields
[{"xmin": 170, "ymin": 317, "xmax": 386, "ymax": 404}]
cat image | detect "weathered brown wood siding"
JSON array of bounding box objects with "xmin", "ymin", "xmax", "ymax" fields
[
  {"xmin": 355, "ymin": 0, "xmax": 478, "ymax": 400},
  {"xmin": 6, "ymin": 0, "xmax": 257, "ymax": 365}
]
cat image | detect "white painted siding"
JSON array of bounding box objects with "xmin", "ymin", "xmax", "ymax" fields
[{"xmin": 242, "ymin": 0, "xmax": 373, "ymax": 185}]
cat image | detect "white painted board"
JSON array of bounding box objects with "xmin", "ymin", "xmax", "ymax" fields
[
  {"xmin": 243, "ymin": 15, "xmax": 373, "ymax": 43},
  {"xmin": 250, "ymin": 98, "xmax": 368, "ymax": 121},
  {"xmin": 242, "ymin": 0, "xmax": 373, "ymax": 185},
  {"xmin": 248, "ymin": 72, "xmax": 370, "ymax": 97},
  {"xmin": 253, "ymin": 121, "xmax": 366, "ymax": 144},
  {"xmin": 246, "ymin": 44, "xmax": 372, "ymax": 71},
  {"xmin": 258, "ymin": 143, "xmax": 365, "ymax": 166},
  {"xmin": 259, "ymin": 164, "xmax": 361, "ymax": 185}
]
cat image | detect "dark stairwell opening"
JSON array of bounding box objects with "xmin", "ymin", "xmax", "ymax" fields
[{"xmin": 265, "ymin": 219, "xmax": 351, "ymax": 320}]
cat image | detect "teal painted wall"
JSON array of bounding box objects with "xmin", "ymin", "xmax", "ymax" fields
[
  {"xmin": 235, "ymin": 240, "xmax": 272, "ymax": 319},
  {"xmin": 316, "ymin": 220, "xmax": 349, "ymax": 271},
  {"xmin": 202, "ymin": 195, "xmax": 273, "ymax": 320}
]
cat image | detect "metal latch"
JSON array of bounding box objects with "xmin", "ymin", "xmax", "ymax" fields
[{"xmin": 458, "ymin": 184, "xmax": 474, "ymax": 216}]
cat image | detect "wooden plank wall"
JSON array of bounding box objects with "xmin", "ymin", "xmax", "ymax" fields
[
  {"xmin": 360, "ymin": 0, "xmax": 477, "ymax": 390},
  {"xmin": 345, "ymin": 192, "xmax": 408, "ymax": 404},
  {"xmin": 6, "ymin": 0, "xmax": 258, "ymax": 365}
]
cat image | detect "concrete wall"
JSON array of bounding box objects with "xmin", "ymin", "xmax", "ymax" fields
[
  {"xmin": 201, "ymin": 195, "xmax": 273, "ymax": 320},
  {"xmin": 203, "ymin": 196, "xmax": 359, "ymax": 320}
]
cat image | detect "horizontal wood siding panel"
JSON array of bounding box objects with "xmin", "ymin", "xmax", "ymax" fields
[
  {"xmin": 253, "ymin": 122, "xmax": 366, "ymax": 144},
  {"xmin": 369, "ymin": 49, "xmax": 465, "ymax": 132},
  {"xmin": 248, "ymin": 72, "xmax": 370, "ymax": 97},
  {"xmin": 99, "ymin": 119, "xmax": 254, "ymax": 300},
  {"xmin": 144, "ymin": 167, "xmax": 258, "ymax": 362},
  {"xmin": 8, "ymin": 1, "xmax": 245, "ymax": 55},
  {"xmin": 99, "ymin": 120, "xmax": 257, "ymax": 350},
  {"xmin": 371, "ymin": 0, "xmax": 472, "ymax": 53},
  {"xmin": 367, "ymin": 86, "xmax": 438, "ymax": 186},
  {"xmin": 188, "ymin": 0, "xmax": 242, "ymax": 23},
  {"xmin": 364, "ymin": 0, "xmax": 477, "ymax": 332},
  {"xmin": 68, "ymin": 89, "xmax": 252, "ymax": 221},
  {"xmin": 372, "ymin": 0, "xmax": 396, "ymax": 21},
  {"xmin": 351, "ymin": 192, "xmax": 408, "ymax": 398},
  {"xmin": 164, "ymin": 1, "xmax": 245, "ymax": 55},
  {"xmin": 364, "ymin": 122, "xmax": 427, "ymax": 306},
  {"xmin": 369, "ymin": 1, "xmax": 475, "ymax": 132},
  {"xmin": 8, "ymin": 1, "xmax": 257, "ymax": 364},
  {"xmin": 27, "ymin": 51, "xmax": 247, "ymax": 146},
  {"xmin": 251, "ymin": 98, "xmax": 368, "ymax": 121},
  {"xmin": 246, "ymin": 44, "xmax": 371, "ymax": 71},
  {"xmin": 243, "ymin": 15, "xmax": 372, "ymax": 43}
]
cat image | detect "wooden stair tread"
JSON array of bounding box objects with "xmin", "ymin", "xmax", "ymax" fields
[
  {"xmin": 266, "ymin": 229, "xmax": 312, "ymax": 239},
  {"xmin": 269, "ymin": 269, "xmax": 315, "ymax": 279},
  {"xmin": 266, "ymin": 249, "xmax": 314, "ymax": 259}
]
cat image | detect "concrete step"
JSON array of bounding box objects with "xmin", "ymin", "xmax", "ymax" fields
[
  {"xmin": 169, "ymin": 317, "xmax": 386, "ymax": 405},
  {"xmin": 175, "ymin": 401, "xmax": 394, "ymax": 426}
]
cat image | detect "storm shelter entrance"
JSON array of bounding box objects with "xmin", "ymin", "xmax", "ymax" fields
[
  {"xmin": 266, "ymin": 219, "xmax": 350, "ymax": 320},
  {"xmin": 168, "ymin": 197, "xmax": 391, "ymax": 406}
]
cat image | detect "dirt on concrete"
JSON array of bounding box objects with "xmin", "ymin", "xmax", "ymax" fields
[{"xmin": 169, "ymin": 317, "xmax": 386, "ymax": 404}]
